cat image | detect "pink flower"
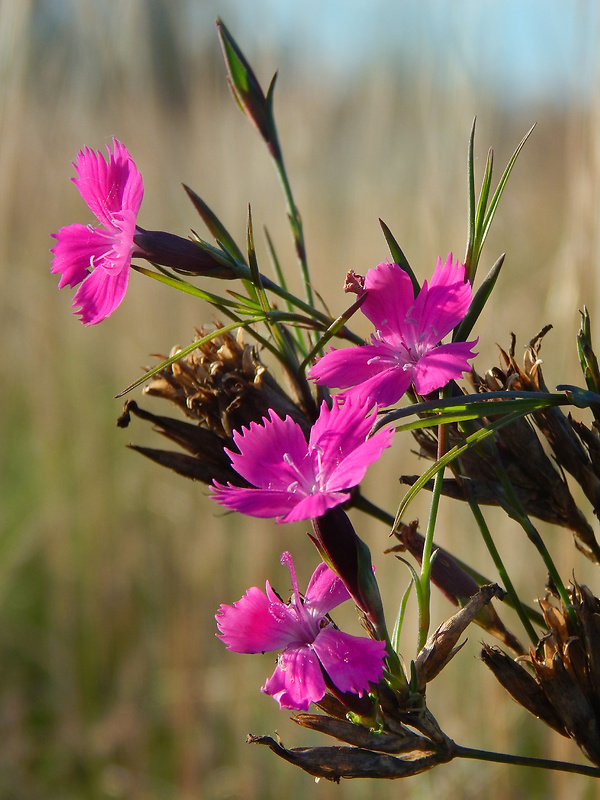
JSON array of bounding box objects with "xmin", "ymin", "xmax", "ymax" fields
[
  {"xmin": 308, "ymin": 255, "xmax": 478, "ymax": 407},
  {"xmin": 210, "ymin": 397, "xmax": 393, "ymax": 523},
  {"xmin": 51, "ymin": 139, "xmax": 143, "ymax": 325},
  {"xmin": 216, "ymin": 552, "xmax": 387, "ymax": 710}
]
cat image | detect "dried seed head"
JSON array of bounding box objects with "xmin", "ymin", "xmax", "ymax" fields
[
  {"xmin": 414, "ymin": 584, "xmax": 504, "ymax": 689},
  {"xmin": 247, "ymin": 733, "xmax": 453, "ymax": 781},
  {"xmin": 483, "ymin": 582, "xmax": 600, "ymax": 766},
  {"xmin": 118, "ymin": 325, "xmax": 311, "ymax": 485},
  {"xmin": 409, "ymin": 329, "xmax": 599, "ymax": 561}
]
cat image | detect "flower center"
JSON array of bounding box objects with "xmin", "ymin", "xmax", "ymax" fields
[{"xmin": 282, "ymin": 451, "xmax": 319, "ymax": 496}]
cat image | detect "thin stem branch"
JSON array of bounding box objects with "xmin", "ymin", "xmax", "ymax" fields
[
  {"xmin": 454, "ymin": 744, "xmax": 600, "ymax": 778},
  {"xmin": 466, "ymin": 490, "xmax": 539, "ymax": 645},
  {"xmin": 417, "ymin": 405, "xmax": 448, "ymax": 651}
]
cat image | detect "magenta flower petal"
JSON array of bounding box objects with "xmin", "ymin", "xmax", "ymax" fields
[
  {"xmin": 71, "ymin": 257, "xmax": 130, "ymax": 325},
  {"xmin": 211, "ymin": 398, "xmax": 393, "ymax": 523},
  {"xmin": 308, "ymin": 344, "xmax": 394, "ymax": 391},
  {"xmin": 326, "ymin": 428, "xmax": 395, "ymax": 492},
  {"xmin": 309, "ymin": 396, "xmax": 373, "ymax": 463},
  {"xmin": 262, "ymin": 645, "xmax": 326, "ymax": 710},
  {"xmin": 50, "ymin": 224, "xmax": 111, "ymax": 288},
  {"xmin": 210, "ymin": 484, "xmax": 299, "ymax": 519},
  {"xmin": 216, "ymin": 583, "xmax": 300, "ymax": 653},
  {"xmin": 72, "ymin": 139, "xmax": 143, "ymax": 227},
  {"xmin": 303, "ymin": 561, "xmax": 351, "ymax": 618},
  {"xmin": 278, "ymin": 490, "xmax": 350, "ymax": 523},
  {"xmin": 349, "ymin": 368, "xmax": 413, "ymax": 409},
  {"xmin": 312, "ymin": 627, "xmax": 387, "ymax": 695},
  {"xmin": 310, "ymin": 255, "xmax": 478, "ymax": 406},
  {"xmin": 226, "ymin": 410, "xmax": 310, "ymax": 491},
  {"xmin": 51, "ymin": 140, "xmax": 143, "ymax": 325},
  {"xmin": 410, "ymin": 255, "xmax": 472, "ymax": 343},
  {"xmin": 307, "ymin": 397, "xmax": 394, "ymax": 491},
  {"xmin": 412, "ymin": 340, "xmax": 479, "ymax": 396},
  {"xmin": 360, "ymin": 261, "xmax": 415, "ymax": 336}
]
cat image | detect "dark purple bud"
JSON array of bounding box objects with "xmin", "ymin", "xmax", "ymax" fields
[
  {"xmin": 311, "ymin": 507, "xmax": 387, "ymax": 639},
  {"xmin": 133, "ymin": 229, "xmax": 237, "ymax": 279}
]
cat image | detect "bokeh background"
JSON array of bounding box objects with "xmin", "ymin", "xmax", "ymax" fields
[{"xmin": 3, "ymin": 0, "xmax": 600, "ymax": 797}]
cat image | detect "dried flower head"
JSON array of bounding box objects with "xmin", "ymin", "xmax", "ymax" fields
[
  {"xmin": 482, "ymin": 582, "xmax": 600, "ymax": 766},
  {"xmin": 407, "ymin": 329, "xmax": 600, "ymax": 561},
  {"xmin": 118, "ymin": 325, "xmax": 310, "ymax": 485}
]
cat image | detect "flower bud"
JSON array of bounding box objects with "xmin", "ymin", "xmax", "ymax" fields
[
  {"xmin": 311, "ymin": 507, "xmax": 387, "ymax": 639},
  {"xmin": 133, "ymin": 229, "xmax": 237, "ymax": 279},
  {"xmin": 216, "ymin": 18, "xmax": 277, "ymax": 151}
]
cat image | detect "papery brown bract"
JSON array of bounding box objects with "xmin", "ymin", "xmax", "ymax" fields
[
  {"xmin": 118, "ymin": 326, "xmax": 310, "ymax": 485},
  {"xmin": 482, "ymin": 582, "xmax": 600, "ymax": 766}
]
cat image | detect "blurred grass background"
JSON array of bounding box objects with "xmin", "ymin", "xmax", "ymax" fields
[{"xmin": 2, "ymin": 0, "xmax": 600, "ymax": 797}]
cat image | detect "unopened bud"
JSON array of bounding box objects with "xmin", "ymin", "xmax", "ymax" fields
[
  {"xmin": 216, "ymin": 18, "xmax": 277, "ymax": 150},
  {"xmin": 133, "ymin": 229, "xmax": 237, "ymax": 279},
  {"xmin": 311, "ymin": 507, "xmax": 386, "ymax": 639}
]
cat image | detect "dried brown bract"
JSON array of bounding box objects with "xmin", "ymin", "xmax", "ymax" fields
[
  {"xmin": 482, "ymin": 582, "xmax": 600, "ymax": 766},
  {"xmin": 407, "ymin": 328, "xmax": 600, "ymax": 561},
  {"xmin": 117, "ymin": 325, "xmax": 311, "ymax": 484}
]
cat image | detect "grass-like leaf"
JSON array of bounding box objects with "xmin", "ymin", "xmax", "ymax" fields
[
  {"xmin": 372, "ymin": 390, "xmax": 570, "ymax": 435},
  {"xmin": 379, "ymin": 218, "xmax": 420, "ymax": 295}
]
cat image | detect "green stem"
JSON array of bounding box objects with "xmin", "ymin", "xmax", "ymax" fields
[
  {"xmin": 235, "ymin": 262, "xmax": 364, "ymax": 346},
  {"xmin": 454, "ymin": 744, "xmax": 600, "ymax": 778},
  {"xmin": 351, "ymin": 493, "xmax": 396, "ymax": 526},
  {"xmin": 494, "ymin": 462, "xmax": 575, "ymax": 627},
  {"xmin": 352, "ymin": 492, "xmax": 546, "ymax": 628},
  {"xmin": 417, "ymin": 418, "xmax": 447, "ymax": 651},
  {"xmin": 270, "ymin": 134, "xmax": 313, "ymax": 307},
  {"xmin": 131, "ymin": 264, "xmax": 282, "ymax": 361},
  {"xmin": 466, "ymin": 491, "xmax": 539, "ymax": 645}
]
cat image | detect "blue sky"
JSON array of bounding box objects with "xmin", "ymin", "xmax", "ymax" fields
[{"xmin": 189, "ymin": 0, "xmax": 599, "ymax": 108}]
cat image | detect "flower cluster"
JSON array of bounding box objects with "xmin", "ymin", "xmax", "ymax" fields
[
  {"xmin": 53, "ymin": 24, "xmax": 582, "ymax": 784},
  {"xmin": 50, "ymin": 140, "xmax": 480, "ymax": 717}
]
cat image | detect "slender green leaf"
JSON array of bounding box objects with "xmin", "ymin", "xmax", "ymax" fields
[
  {"xmin": 393, "ymin": 409, "xmax": 528, "ymax": 527},
  {"xmin": 224, "ymin": 290, "xmax": 263, "ymax": 310},
  {"xmin": 454, "ymin": 253, "xmax": 504, "ymax": 342},
  {"xmin": 372, "ymin": 390, "xmax": 570, "ymax": 435},
  {"xmin": 464, "ymin": 118, "xmax": 477, "ymax": 275},
  {"xmin": 183, "ymin": 185, "xmax": 246, "ymax": 264},
  {"xmin": 131, "ymin": 263, "xmax": 249, "ymax": 309},
  {"xmin": 479, "ymin": 124, "xmax": 536, "ymax": 255},
  {"xmin": 379, "ymin": 218, "xmax": 420, "ymax": 294},
  {"xmin": 391, "ymin": 565, "xmax": 416, "ymax": 655}
]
